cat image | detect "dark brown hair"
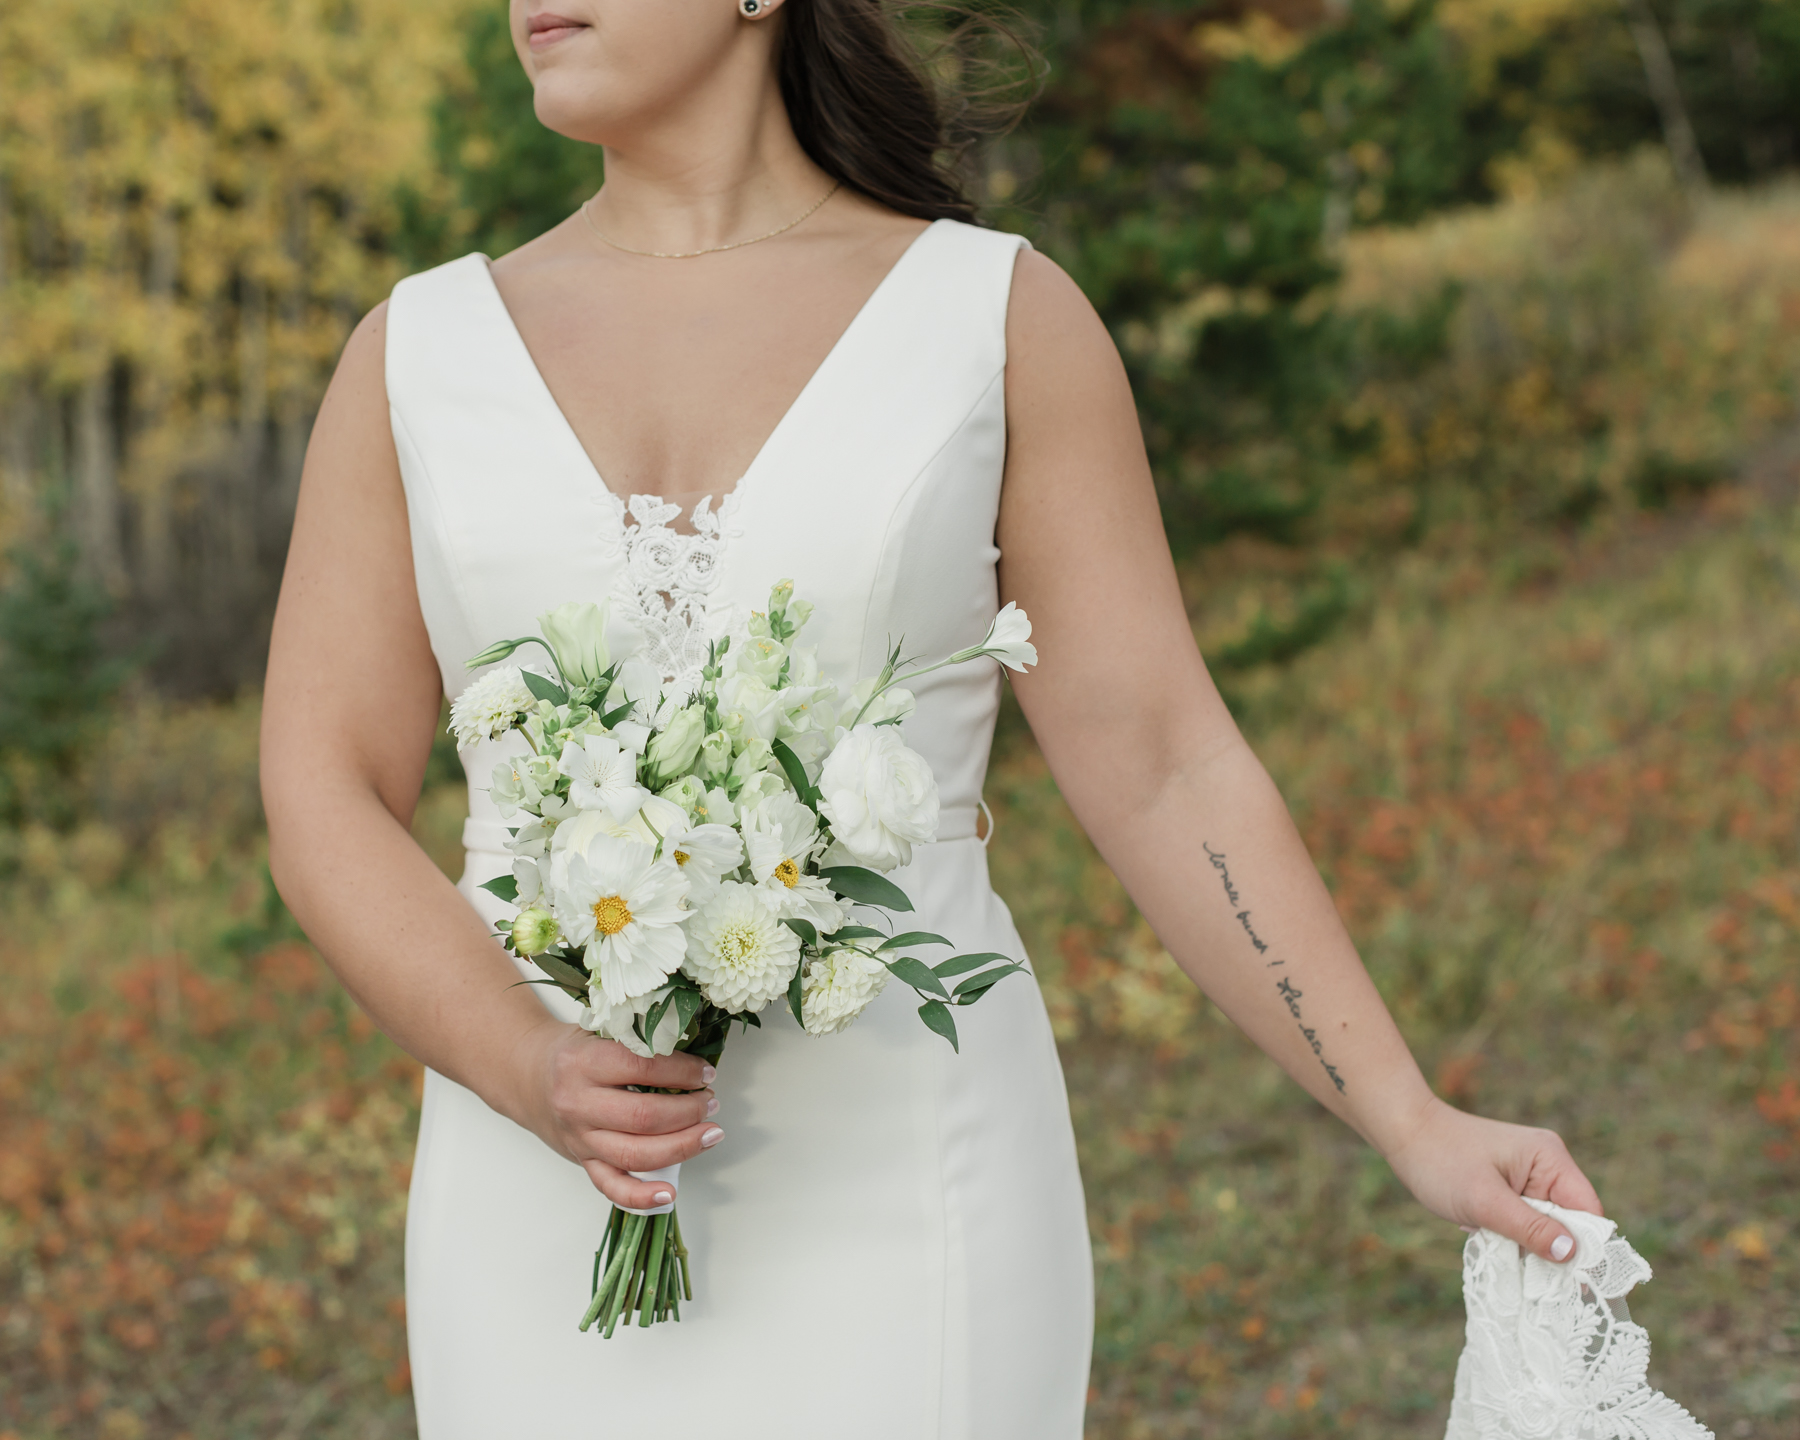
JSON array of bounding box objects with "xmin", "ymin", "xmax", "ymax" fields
[{"xmin": 777, "ymin": 1, "xmax": 1038, "ymax": 224}]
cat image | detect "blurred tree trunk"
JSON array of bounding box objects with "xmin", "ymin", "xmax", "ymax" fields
[
  {"xmin": 72, "ymin": 371, "xmax": 126, "ymax": 592},
  {"xmin": 1619, "ymin": 0, "xmax": 1710, "ymax": 200}
]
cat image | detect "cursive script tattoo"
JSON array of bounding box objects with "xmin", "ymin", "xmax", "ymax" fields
[{"xmin": 1202, "ymin": 843, "xmax": 1347, "ymax": 1094}]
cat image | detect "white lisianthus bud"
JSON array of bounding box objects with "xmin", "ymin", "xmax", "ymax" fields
[
  {"xmin": 538, "ymin": 601, "xmax": 613, "ymax": 690},
  {"xmin": 646, "ymin": 704, "xmax": 706, "ymax": 785},
  {"xmin": 698, "ymin": 730, "xmax": 732, "ymax": 783},
  {"xmin": 511, "ymin": 907, "xmax": 560, "ymax": 956},
  {"xmin": 817, "ymin": 725, "xmax": 939, "ymax": 873},
  {"xmin": 658, "ymin": 774, "xmax": 708, "ymax": 818}
]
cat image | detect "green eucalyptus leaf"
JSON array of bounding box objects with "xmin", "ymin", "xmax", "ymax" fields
[
  {"xmin": 879, "ymin": 931, "xmax": 952, "ymax": 952},
  {"xmin": 932, "ymin": 951, "xmax": 1012, "ymax": 979},
  {"xmin": 531, "ymin": 952, "xmax": 591, "ymax": 999},
  {"xmin": 953, "ymin": 963, "xmax": 1027, "ymax": 1002},
  {"xmin": 781, "ymin": 917, "xmax": 819, "ymax": 950},
  {"xmin": 769, "ymin": 737, "xmax": 819, "ymax": 808},
  {"xmin": 826, "ymin": 924, "xmax": 887, "ymax": 942},
  {"xmin": 885, "ymin": 955, "xmax": 949, "ymax": 999},
  {"xmin": 521, "ymin": 670, "xmax": 570, "ymax": 707},
  {"xmin": 917, "ymin": 999, "xmax": 959, "ymax": 1052},
  {"xmin": 479, "ymin": 873, "xmax": 520, "ymax": 904},
  {"xmin": 819, "ymin": 866, "xmax": 913, "ymax": 912}
]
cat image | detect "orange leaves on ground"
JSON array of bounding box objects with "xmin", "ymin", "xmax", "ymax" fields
[{"xmin": 0, "ymin": 943, "xmax": 420, "ymax": 1423}]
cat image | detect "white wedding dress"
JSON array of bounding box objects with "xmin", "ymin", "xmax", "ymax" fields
[{"xmin": 385, "ymin": 219, "xmax": 1094, "ymax": 1438}]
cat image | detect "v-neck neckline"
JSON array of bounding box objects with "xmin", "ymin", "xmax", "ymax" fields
[{"xmin": 473, "ymin": 220, "xmax": 942, "ymax": 516}]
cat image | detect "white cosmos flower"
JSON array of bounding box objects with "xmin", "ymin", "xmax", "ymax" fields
[
  {"xmin": 551, "ymin": 838, "xmax": 689, "ymax": 1005},
  {"xmin": 450, "ymin": 666, "xmax": 536, "ymax": 749},
  {"xmin": 799, "ymin": 947, "xmax": 890, "ymax": 1037},
  {"xmin": 663, "ymin": 821, "xmax": 744, "ymax": 902},
  {"xmin": 741, "ymin": 792, "xmax": 845, "ymax": 932},
  {"xmin": 682, "ymin": 882, "xmax": 800, "ymax": 1014},
  {"xmin": 560, "ymin": 734, "xmax": 649, "ymax": 821},
  {"xmin": 817, "ymin": 724, "xmax": 939, "ymax": 873},
  {"xmin": 548, "ymin": 798, "xmax": 690, "ymax": 891},
  {"xmin": 580, "ymin": 982, "xmax": 685, "ymax": 1058}
]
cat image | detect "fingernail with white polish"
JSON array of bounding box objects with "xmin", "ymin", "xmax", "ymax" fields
[
  {"xmin": 706, "ymin": 1096, "xmax": 720, "ymax": 1117},
  {"xmin": 1551, "ymin": 1234, "xmax": 1574, "ymax": 1262},
  {"xmin": 700, "ymin": 1126, "xmax": 725, "ymax": 1148},
  {"xmin": 701, "ymin": 1064, "xmax": 717, "ymax": 1084},
  {"xmin": 653, "ymin": 1190, "xmax": 673, "ymax": 1204}
]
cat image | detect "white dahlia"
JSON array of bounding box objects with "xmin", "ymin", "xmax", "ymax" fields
[
  {"xmin": 551, "ymin": 838, "xmax": 690, "ymax": 1005},
  {"xmin": 449, "ymin": 666, "xmax": 536, "ymax": 749},
  {"xmin": 799, "ymin": 947, "xmax": 890, "ymax": 1036},
  {"xmin": 741, "ymin": 791, "xmax": 846, "ymax": 932},
  {"xmin": 682, "ymin": 882, "xmax": 801, "ymax": 1014}
]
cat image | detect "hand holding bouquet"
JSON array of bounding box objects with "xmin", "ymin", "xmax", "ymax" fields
[{"xmin": 449, "ymin": 581, "xmax": 1036, "ymax": 1335}]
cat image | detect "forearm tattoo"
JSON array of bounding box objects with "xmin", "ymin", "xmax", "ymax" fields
[{"xmin": 1202, "ymin": 842, "xmax": 1346, "ymax": 1094}]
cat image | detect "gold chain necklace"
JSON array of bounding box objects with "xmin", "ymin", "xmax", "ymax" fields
[{"xmin": 579, "ymin": 181, "xmax": 840, "ymax": 259}]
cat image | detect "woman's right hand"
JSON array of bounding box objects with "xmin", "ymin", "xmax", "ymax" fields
[{"xmin": 507, "ymin": 1018, "xmax": 725, "ymax": 1211}]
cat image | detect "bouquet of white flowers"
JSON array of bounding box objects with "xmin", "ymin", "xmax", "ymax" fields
[{"xmin": 449, "ymin": 580, "xmax": 1037, "ymax": 1336}]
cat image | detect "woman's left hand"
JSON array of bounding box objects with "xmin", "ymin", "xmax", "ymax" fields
[{"xmin": 1382, "ymin": 1097, "xmax": 1603, "ymax": 1263}]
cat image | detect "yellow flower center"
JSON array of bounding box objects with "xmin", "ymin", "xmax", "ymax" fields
[
  {"xmin": 774, "ymin": 858, "xmax": 801, "ymax": 888},
  {"xmin": 591, "ymin": 894, "xmax": 633, "ymax": 935},
  {"xmin": 673, "ymin": 849, "xmax": 690, "ymax": 867}
]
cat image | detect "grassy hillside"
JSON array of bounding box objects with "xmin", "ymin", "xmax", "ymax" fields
[{"xmin": 3, "ymin": 169, "xmax": 1799, "ymax": 1438}]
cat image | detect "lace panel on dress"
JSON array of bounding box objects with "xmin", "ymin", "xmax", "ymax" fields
[{"xmin": 601, "ymin": 490, "xmax": 743, "ymax": 700}]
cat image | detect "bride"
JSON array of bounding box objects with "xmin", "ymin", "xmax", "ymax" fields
[{"xmin": 260, "ymin": 1, "xmax": 1603, "ymax": 1435}]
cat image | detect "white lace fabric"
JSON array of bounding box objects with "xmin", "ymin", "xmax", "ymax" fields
[
  {"xmin": 601, "ymin": 490, "xmax": 742, "ymax": 694},
  {"xmin": 1446, "ymin": 1198, "xmax": 1711, "ymax": 1440}
]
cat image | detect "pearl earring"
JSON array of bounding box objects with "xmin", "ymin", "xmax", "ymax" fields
[{"xmin": 740, "ymin": 0, "xmax": 761, "ymax": 13}]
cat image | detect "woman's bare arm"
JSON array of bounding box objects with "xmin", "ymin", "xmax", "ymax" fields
[
  {"xmin": 260, "ymin": 304, "xmax": 721, "ymax": 1211},
  {"xmin": 996, "ymin": 250, "xmax": 1600, "ymax": 1261}
]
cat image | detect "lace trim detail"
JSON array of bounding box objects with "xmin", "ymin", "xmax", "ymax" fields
[
  {"xmin": 1446, "ymin": 1198, "xmax": 1711, "ymax": 1440},
  {"xmin": 601, "ymin": 490, "xmax": 743, "ymax": 699}
]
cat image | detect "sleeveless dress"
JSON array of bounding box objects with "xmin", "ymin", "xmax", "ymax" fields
[{"xmin": 384, "ymin": 219, "xmax": 1094, "ymax": 1438}]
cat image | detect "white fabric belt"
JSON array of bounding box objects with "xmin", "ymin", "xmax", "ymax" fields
[{"xmin": 460, "ymin": 802, "xmax": 990, "ymax": 857}]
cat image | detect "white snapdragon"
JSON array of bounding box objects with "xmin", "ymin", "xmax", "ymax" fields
[
  {"xmin": 799, "ymin": 947, "xmax": 890, "ymax": 1036},
  {"xmin": 450, "ymin": 666, "xmax": 537, "ymax": 749},
  {"xmin": 682, "ymin": 882, "xmax": 801, "ymax": 1014},
  {"xmin": 817, "ymin": 725, "xmax": 939, "ymax": 873},
  {"xmin": 551, "ymin": 837, "xmax": 690, "ymax": 1005}
]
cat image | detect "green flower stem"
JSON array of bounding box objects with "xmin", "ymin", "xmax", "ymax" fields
[
  {"xmin": 673, "ymin": 1209, "xmax": 693, "ymax": 1302},
  {"xmin": 640, "ymin": 1212, "xmax": 670, "ymax": 1328},
  {"xmin": 586, "ymin": 1210, "xmax": 643, "ymax": 1333}
]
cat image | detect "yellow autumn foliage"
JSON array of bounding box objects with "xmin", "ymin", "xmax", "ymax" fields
[{"xmin": 0, "ymin": 0, "xmax": 478, "ymax": 593}]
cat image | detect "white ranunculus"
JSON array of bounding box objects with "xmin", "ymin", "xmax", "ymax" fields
[
  {"xmin": 552, "ymin": 837, "xmax": 690, "ymax": 1005},
  {"xmin": 580, "ymin": 982, "xmax": 685, "ymax": 1058},
  {"xmin": 538, "ymin": 601, "xmax": 612, "ymax": 690},
  {"xmin": 799, "ymin": 947, "xmax": 890, "ymax": 1036},
  {"xmin": 741, "ymin": 792, "xmax": 845, "ymax": 932},
  {"xmin": 663, "ymin": 821, "xmax": 744, "ymax": 903},
  {"xmin": 450, "ymin": 666, "xmax": 537, "ymax": 749},
  {"xmin": 549, "ymin": 798, "xmax": 689, "ymax": 889},
  {"xmin": 681, "ymin": 881, "xmax": 801, "ymax": 1014},
  {"xmin": 817, "ymin": 724, "xmax": 939, "ymax": 873},
  {"xmin": 560, "ymin": 734, "xmax": 648, "ymax": 821}
]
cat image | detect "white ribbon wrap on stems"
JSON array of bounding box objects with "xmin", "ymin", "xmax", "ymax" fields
[
  {"xmin": 620, "ymin": 1163, "xmax": 680, "ymax": 1218},
  {"xmin": 1445, "ymin": 1197, "xmax": 1712, "ymax": 1440}
]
